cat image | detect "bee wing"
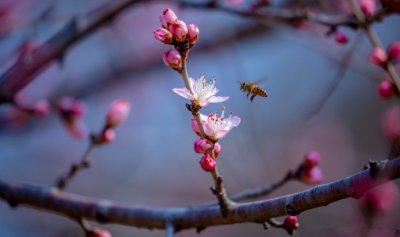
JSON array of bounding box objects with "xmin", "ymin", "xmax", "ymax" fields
[{"xmin": 251, "ymin": 78, "xmax": 268, "ymax": 86}]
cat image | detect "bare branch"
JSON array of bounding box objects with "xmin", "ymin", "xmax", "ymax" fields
[
  {"xmin": 0, "ymin": 0, "xmax": 143, "ymax": 103},
  {"xmin": 0, "ymin": 158, "xmax": 399, "ymax": 231}
]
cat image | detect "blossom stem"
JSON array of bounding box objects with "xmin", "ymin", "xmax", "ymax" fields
[
  {"xmin": 347, "ymin": 0, "xmax": 400, "ymax": 92},
  {"xmin": 54, "ymin": 142, "xmax": 95, "ymax": 190},
  {"xmin": 178, "ymin": 50, "xmax": 235, "ymax": 216}
]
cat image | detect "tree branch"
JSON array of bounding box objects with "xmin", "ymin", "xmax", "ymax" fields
[
  {"xmin": 0, "ymin": 158, "xmax": 399, "ymax": 232},
  {"xmin": 0, "ymin": 0, "xmax": 143, "ymax": 103}
]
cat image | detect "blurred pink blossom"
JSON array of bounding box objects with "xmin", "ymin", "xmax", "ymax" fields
[
  {"xmin": 382, "ymin": 105, "xmax": 400, "ymax": 139},
  {"xmin": 369, "ymin": 47, "xmax": 388, "ymax": 66},
  {"xmin": 106, "ymin": 99, "xmax": 130, "ymax": 128}
]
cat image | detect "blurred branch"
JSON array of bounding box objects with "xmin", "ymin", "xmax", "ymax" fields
[
  {"xmin": 175, "ymin": 0, "xmax": 390, "ymax": 29},
  {"xmin": 0, "ymin": 0, "xmax": 143, "ymax": 103},
  {"xmin": 54, "ymin": 143, "xmax": 95, "ymax": 190},
  {"xmin": 0, "ymin": 158, "xmax": 399, "ymax": 232}
]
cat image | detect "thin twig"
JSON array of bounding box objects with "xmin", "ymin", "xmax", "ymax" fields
[
  {"xmin": 165, "ymin": 222, "xmax": 175, "ymax": 237},
  {"xmin": 54, "ymin": 142, "xmax": 95, "ymax": 190},
  {"xmin": 0, "ymin": 0, "xmax": 143, "ymax": 103}
]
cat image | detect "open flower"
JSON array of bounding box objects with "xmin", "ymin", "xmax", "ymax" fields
[
  {"xmin": 173, "ymin": 76, "xmax": 229, "ymax": 107},
  {"xmin": 192, "ymin": 106, "xmax": 241, "ymax": 141}
]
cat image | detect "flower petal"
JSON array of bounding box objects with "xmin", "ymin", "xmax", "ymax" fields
[
  {"xmin": 203, "ymin": 122, "xmax": 214, "ymax": 137},
  {"xmin": 208, "ymin": 96, "xmax": 229, "ymax": 103},
  {"xmin": 215, "ymin": 130, "xmax": 228, "ymax": 139},
  {"xmin": 230, "ymin": 116, "xmax": 241, "ymax": 127},
  {"xmin": 172, "ymin": 88, "xmax": 194, "ymax": 100}
]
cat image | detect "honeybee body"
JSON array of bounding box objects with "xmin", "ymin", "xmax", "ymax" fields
[{"xmin": 239, "ymin": 81, "xmax": 268, "ymax": 102}]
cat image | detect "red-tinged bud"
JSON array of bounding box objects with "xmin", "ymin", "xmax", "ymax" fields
[
  {"xmin": 194, "ymin": 138, "xmax": 212, "ymax": 154},
  {"xmin": 187, "ymin": 24, "xmax": 199, "ymax": 46},
  {"xmin": 57, "ymin": 97, "xmax": 86, "ymax": 118},
  {"xmin": 200, "ymin": 153, "xmax": 216, "ymax": 172},
  {"xmin": 88, "ymin": 228, "xmax": 112, "ymax": 237},
  {"xmin": 32, "ymin": 100, "xmax": 50, "ymax": 118},
  {"xmin": 191, "ymin": 118, "xmax": 201, "ymax": 136},
  {"xmin": 163, "ymin": 48, "xmax": 182, "ymax": 70},
  {"xmin": 169, "ymin": 20, "xmax": 188, "ymax": 42},
  {"xmin": 382, "ymin": 105, "xmax": 400, "ymax": 139},
  {"xmin": 359, "ymin": 0, "xmax": 377, "ymax": 15},
  {"xmin": 68, "ymin": 120, "xmax": 87, "ymax": 139},
  {"xmin": 298, "ymin": 166, "xmax": 323, "ymax": 184},
  {"xmin": 387, "ymin": 41, "xmax": 400, "ymax": 62},
  {"xmin": 227, "ymin": 0, "xmax": 244, "ymax": 4},
  {"xmin": 160, "ymin": 8, "xmax": 178, "ymax": 29},
  {"xmin": 378, "ymin": 80, "xmax": 396, "ymax": 99},
  {"xmin": 303, "ymin": 151, "xmax": 320, "ymax": 168},
  {"xmin": 213, "ymin": 142, "xmax": 221, "ymax": 158},
  {"xmin": 153, "ymin": 28, "xmax": 173, "ymax": 44},
  {"xmin": 282, "ymin": 215, "xmax": 299, "ymax": 235},
  {"xmin": 361, "ymin": 181, "xmax": 399, "ymax": 216},
  {"xmin": 369, "ymin": 47, "xmax": 388, "ymax": 66},
  {"xmin": 101, "ymin": 129, "xmax": 116, "ymax": 144},
  {"xmin": 106, "ymin": 99, "xmax": 130, "ymax": 128},
  {"xmin": 334, "ymin": 30, "xmax": 349, "ymax": 45}
]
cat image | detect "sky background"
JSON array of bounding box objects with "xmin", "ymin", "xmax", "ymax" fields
[{"xmin": 0, "ymin": 0, "xmax": 399, "ymax": 236}]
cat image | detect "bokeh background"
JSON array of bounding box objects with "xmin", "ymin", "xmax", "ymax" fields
[{"xmin": 0, "ymin": 0, "xmax": 399, "ymax": 236}]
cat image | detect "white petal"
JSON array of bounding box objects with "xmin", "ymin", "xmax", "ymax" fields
[
  {"xmin": 188, "ymin": 77, "xmax": 195, "ymax": 90},
  {"xmin": 208, "ymin": 96, "xmax": 230, "ymax": 103},
  {"xmin": 172, "ymin": 88, "xmax": 194, "ymax": 100},
  {"xmin": 230, "ymin": 116, "xmax": 241, "ymax": 127},
  {"xmin": 215, "ymin": 130, "xmax": 228, "ymax": 139},
  {"xmin": 203, "ymin": 123, "xmax": 214, "ymax": 137},
  {"xmin": 199, "ymin": 100, "xmax": 210, "ymax": 107}
]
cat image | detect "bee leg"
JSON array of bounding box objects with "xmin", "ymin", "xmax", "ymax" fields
[{"xmin": 250, "ymin": 94, "xmax": 256, "ymax": 103}]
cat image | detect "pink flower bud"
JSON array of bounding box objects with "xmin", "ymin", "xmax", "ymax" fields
[
  {"xmin": 298, "ymin": 166, "xmax": 323, "ymax": 184},
  {"xmin": 191, "ymin": 118, "xmax": 201, "ymax": 136},
  {"xmin": 282, "ymin": 215, "xmax": 299, "ymax": 235},
  {"xmin": 194, "ymin": 138, "xmax": 212, "ymax": 153},
  {"xmin": 200, "ymin": 153, "xmax": 216, "ymax": 172},
  {"xmin": 68, "ymin": 120, "xmax": 87, "ymax": 139},
  {"xmin": 57, "ymin": 97, "xmax": 86, "ymax": 118},
  {"xmin": 361, "ymin": 181, "xmax": 399, "ymax": 215},
  {"xmin": 334, "ymin": 30, "xmax": 348, "ymax": 45},
  {"xmin": 213, "ymin": 142, "xmax": 221, "ymax": 158},
  {"xmin": 378, "ymin": 80, "xmax": 395, "ymax": 99},
  {"xmin": 227, "ymin": 0, "xmax": 244, "ymax": 4},
  {"xmin": 303, "ymin": 151, "xmax": 320, "ymax": 168},
  {"xmin": 163, "ymin": 48, "xmax": 182, "ymax": 69},
  {"xmin": 154, "ymin": 28, "xmax": 173, "ymax": 44},
  {"xmin": 387, "ymin": 41, "xmax": 400, "ymax": 62},
  {"xmin": 159, "ymin": 8, "xmax": 178, "ymax": 29},
  {"xmin": 106, "ymin": 99, "xmax": 130, "ymax": 128},
  {"xmin": 101, "ymin": 129, "xmax": 116, "ymax": 144},
  {"xmin": 32, "ymin": 100, "xmax": 50, "ymax": 118},
  {"xmin": 169, "ymin": 20, "xmax": 188, "ymax": 42},
  {"xmin": 369, "ymin": 47, "xmax": 388, "ymax": 66},
  {"xmin": 382, "ymin": 105, "xmax": 400, "ymax": 139},
  {"xmin": 88, "ymin": 228, "xmax": 112, "ymax": 237},
  {"xmin": 359, "ymin": 0, "xmax": 377, "ymax": 15},
  {"xmin": 187, "ymin": 24, "xmax": 199, "ymax": 46}
]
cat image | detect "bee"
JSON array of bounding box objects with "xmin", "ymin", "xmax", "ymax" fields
[{"xmin": 239, "ymin": 80, "xmax": 268, "ymax": 102}]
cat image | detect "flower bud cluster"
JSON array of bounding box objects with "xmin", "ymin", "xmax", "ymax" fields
[
  {"xmin": 154, "ymin": 9, "xmax": 199, "ymax": 70},
  {"xmin": 56, "ymin": 97, "xmax": 87, "ymax": 139},
  {"xmin": 296, "ymin": 151, "xmax": 323, "ymax": 185}
]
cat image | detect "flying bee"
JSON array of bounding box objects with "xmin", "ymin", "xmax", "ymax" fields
[{"xmin": 239, "ymin": 80, "xmax": 268, "ymax": 102}]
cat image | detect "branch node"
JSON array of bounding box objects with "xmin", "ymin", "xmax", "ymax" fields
[
  {"xmin": 367, "ymin": 159, "xmax": 388, "ymax": 179},
  {"xmin": 95, "ymin": 210, "xmax": 107, "ymax": 223},
  {"xmin": 286, "ymin": 204, "xmax": 297, "ymax": 215},
  {"xmin": 196, "ymin": 226, "xmax": 206, "ymax": 233}
]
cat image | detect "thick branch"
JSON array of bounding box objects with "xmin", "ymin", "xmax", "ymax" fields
[
  {"xmin": 0, "ymin": 158, "xmax": 399, "ymax": 231},
  {"xmin": 0, "ymin": 0, "xmax": 143, "ymax": 103}
]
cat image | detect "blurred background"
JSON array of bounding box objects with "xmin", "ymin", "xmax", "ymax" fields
[{"xmin": 0, "ymin": 0, "xmax": 399, "ymax": 236}]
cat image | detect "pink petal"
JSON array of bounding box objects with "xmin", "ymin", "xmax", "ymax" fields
[
  {"xmin": 203, "ymin": 123, "xmax": 214, "ymax": 137},
  {"xmin": 215, "ymin": 130, "xmax": 228, "ymax": 139},
  {"xmin": 230, "ymin": 116, "xmax": 241, "ymax": 127},
  {"xmin": 208, "ymin": 96, "xmax": 229, "ymax": 103},
  {"xmin": 172, "ymin": 88, "xmax": 194, "ymax": 100}
]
